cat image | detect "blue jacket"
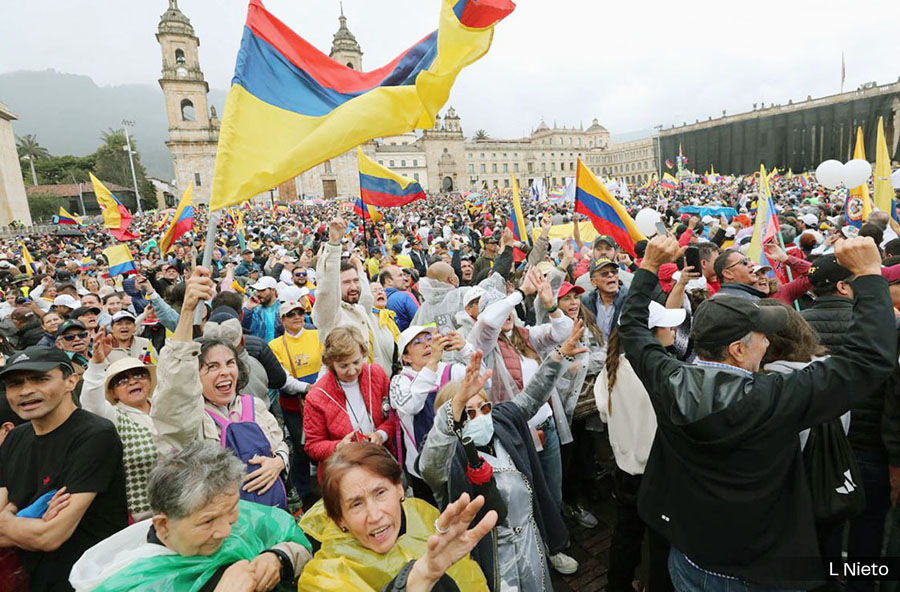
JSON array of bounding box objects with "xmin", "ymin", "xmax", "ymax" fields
[
  {"xmin": 581, "ymin": 287, "xmax": 629, "ymax": 339},
  {"xmin": 385, "ymin": 288, "xmax": 419, "ymax": 332},
  {"xmin": 242, "ymin": 300, "xmax": 283, "ymax": 342}
]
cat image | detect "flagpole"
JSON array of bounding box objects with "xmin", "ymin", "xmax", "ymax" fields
[{"xmin": 195, "ymin": 208, "xmax": 221, "ymax": 325}]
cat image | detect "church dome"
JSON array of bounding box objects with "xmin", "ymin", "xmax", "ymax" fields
[
  {"xmin": 585, "ymin": 118, "xmax": 608, "ymax": 133},
  {"xmin": 331, "ymin": 13, "xmax": 361, "ymax": 55},
  {"xmin": 535, "ymin": 119, "xmax": 550, "ymax": 132},
  {"xmin": 158, "ymin": 0, "xmax": 194, "ymax": 36}
]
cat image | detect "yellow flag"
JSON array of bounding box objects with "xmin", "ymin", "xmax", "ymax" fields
[
  {"xmin": 850, "ymin": 126, "xmax": 872, "ymax": 222},
  {"xmin": 89, "ymin": 172, "xmax": 122, "ymax": 229},
  {"xmin": 874, "ymin": 117, "xmax": 893, "ymax": 215},
  {"xmin": 19, "ymin": 241, "xmax": 35, "ymax": 276}
]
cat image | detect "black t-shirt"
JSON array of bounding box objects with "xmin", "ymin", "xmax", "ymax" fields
[{"xmin": 0, "ymin": 409, "xmax": 128, "ymax": 592}]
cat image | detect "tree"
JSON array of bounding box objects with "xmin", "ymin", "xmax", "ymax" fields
[
  {"xmin": 474, "ymin": 129, "xmax": 489, "ymax": 141},
  {"xmin": 33, "ymin": 154, "xmax": 96, "ymax": 186},
  {"xmin": 93, "ymin": 128, "xmax": 155, "ymax": 211},
  {"xmin": 27, "ymin": 193, "xmax": 60, "ymax": 222},
  {"xmin": 16, "ymin": 134, "xmax": 50, "ymax": 186}
]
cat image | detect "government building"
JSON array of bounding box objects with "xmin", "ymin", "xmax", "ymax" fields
[{"xmin": 156, "ymin": 1, "xmax": 658, "ymax": 204}]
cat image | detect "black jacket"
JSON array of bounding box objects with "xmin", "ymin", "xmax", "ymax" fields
[
  {"xmin": 13, "ymin": 317, "xmax": 44, "ymax": 349},
  {"xmin": 803, "ymin": 295, "xmax": 900, "ymax": 461},
  {"xmin": 715, "ymin": 282, "xmax": 766, "ymax": 300},
  {"xmin": 243, "ymin": 334, "xmax": 288, "ymax": 390},
  {"xmin": 620, "ymin": 269, "xmax": 896, "ymax": 587}
]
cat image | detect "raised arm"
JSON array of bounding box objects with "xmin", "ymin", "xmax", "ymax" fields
[
  {"xmin": 310, "ymin": 219, "xmax": 345, "ymax": 341},
  {"xmin": 512, "ymin": 321, "xmax": 586, "ymax": 417},
  {"xmin": 79, "ymin": 328, "xmax": 117, "ymax": 424}
]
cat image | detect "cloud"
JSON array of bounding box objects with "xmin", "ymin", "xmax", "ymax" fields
[{"xmin": 2, "ymin": 0, "xmax": 896, "ymax": 140}]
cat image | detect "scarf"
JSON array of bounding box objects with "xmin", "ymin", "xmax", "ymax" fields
[{"xmin": 373, "ymin": 307, "xmax": 400, "ymax": 341}]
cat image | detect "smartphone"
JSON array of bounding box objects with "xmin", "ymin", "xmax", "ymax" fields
[
  {"xmin": 655, "ymin": 221, "xmax": 668, "ymax": 236},
  {"xmin": 434, "ymin": 313, "xmax": 454, "ymax": 336},
  {"xmin": 684, "ymin": 246, "xmax": 701, "ymax": 272}
]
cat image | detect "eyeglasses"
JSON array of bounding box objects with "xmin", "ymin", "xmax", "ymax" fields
[
  {"xmin": 592, "ymin": 269, "xmax": 618, "ymax": 278},
  {"xmin": 725, "ymin": 258, "xmax": 752, "ymax": 270},
  {"xmin": 59, "ymin": 331, "xmax": 89, "ymax": 342},
  {"xmin": 294, "ymin": 273, "xmax": 307, "ymax": 278},
  {"xmin": 464, "ymin": 401, "xmax": 492, "ymax": 421},
  {"xmin": 411, "ymin": 333, "xmax": 433, "ymax": 347},
  {"xmin": 112, "ymin": 369, "xmax": 150, "ymax": 387},
  {"xmin": 283, "ymin": 309, "xmax": 304, "ymax": 319}
]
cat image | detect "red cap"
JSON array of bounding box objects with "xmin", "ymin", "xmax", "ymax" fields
[{"xmin": 557, "ymin": 281, "xmax": 585, "ymax": 299}]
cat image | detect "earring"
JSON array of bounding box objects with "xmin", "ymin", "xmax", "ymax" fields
[
  {"xmin": 340, "ymin": 526, "xmax": 348, "ymax": 532},
  {"xmin": 400, "ymin": 495, "xmax": 406, "ymax": 503}
]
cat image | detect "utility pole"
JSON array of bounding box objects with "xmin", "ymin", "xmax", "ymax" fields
[
  {"xmin": 70, "ymin": 174, "xmax": 87, "ymax": 216},
  {"xmin": 654, "ymin": 124, "xmax": 664, "ymax": 179},
  {"xmin": 121, "ymin": 120, "xmax": 143, "ymax": 214}
]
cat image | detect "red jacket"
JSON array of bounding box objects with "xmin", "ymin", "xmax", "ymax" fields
[{"xmin": 303, "ymin": 363, "xmax": 397, "ymax": 481}]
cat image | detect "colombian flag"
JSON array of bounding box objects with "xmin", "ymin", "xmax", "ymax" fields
[
  {"xmin": 159, "ymin": 183, "xmax": 194, "ymax": 255},
  {"xmin": 661, "ymin": 172, "xmax": 678, "ymax": 190},
  {"xmin": 798, "ymin": 173, "xmax": 809, "ymax": 189},
  {"xmin": 102, "ymin": 244, "xmax": 138, "ymax": 277},
  {"xmin": 574, "ymin": 159, "xmax": 645, "ymax": 257},
  {"xmin": 235, "ymin": 210, "xmax": 246, "ymax": 251},
  {"xmin": 56, "ymin": 207, "xmax": 82, "ymax": 225},
  {"xmin": 358, "ymin": 148, "xmax": 426, "ymax": 207},
  {"xmin": 210, "ymin": 0, "xmax": 515, "ymax": 211},
  {"xmin": 507, "ymin": 174, "xmax": 528, "ymax": 243},
  {"xmin": 747, "ymin": 165, "xmax": 781, "ymax": 266},
  {"xmin": 19, "ymin": 242, "xmax": 37, "ymax": 276},
  {"xmin": 89, "ymin": 173, "xmax": 139, "ymax": 241},
  {"xmin": 354, "ymin": 199, "xmax": 383, "ymax": 223}
]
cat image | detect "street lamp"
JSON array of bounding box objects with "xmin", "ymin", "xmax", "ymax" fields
[
  {"xmin": 121, "ymin": 120, "xmax": 143, "ymax": 214},
  {"xmin": 20, "ymin": 154, "xmax": 37, "ymax": 186},
  {"xmin": 654, "ymin": 124, "xmax": 664, "ymax": 179}
]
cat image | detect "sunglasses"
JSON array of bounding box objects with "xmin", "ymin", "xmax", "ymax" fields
[
  {"xmin": 464, "ymin": 401, "xmax": 492, "ymax": 421},
  {"xmin": 59, "ymin": 331, "xmax": 89, "ymax": 342},
  {"xmin": 411, "ymin": 333, "xmax": 433, "ymax": 347},
  {"xmin": 283, "ymin": 309, "xmax": 304, "ymax": 319},
  {"xmin": 726, "ymin": 258, "xmax": 752, "ymax": 270},
  {"xmin": 294, "ymin": 272, "xmax": 307, "ymax": 278},
  {"xmin": 112, "ymin": 369, "xmax": 150, "ymax": 387}
]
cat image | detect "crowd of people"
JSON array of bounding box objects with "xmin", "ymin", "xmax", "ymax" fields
[{"xmin": 0, "ymin": 170, "xmax": 898, "ymax": 592}]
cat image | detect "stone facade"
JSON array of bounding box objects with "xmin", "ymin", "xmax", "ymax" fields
[
  {"xmin": 157, "ymin": 0, "xmax": 219, "ymax": 205},
  {"xmin": 0, "ymin": 102, "xmax": 33, "ymax": 226},
  {"xmin": 157, "ymin": 3, "xmax": 658, "ymax": 201}
]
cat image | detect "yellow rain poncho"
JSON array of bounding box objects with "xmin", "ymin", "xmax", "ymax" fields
[{"xmin": 298, "ymin": 497, "xmax": 488, "ymax": 591}]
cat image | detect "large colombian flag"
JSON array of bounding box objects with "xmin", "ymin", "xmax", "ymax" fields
[
  {"xmin": 357, "ymin": 148, "xmax": 426, "ymax": 207},
  {"xmin": 211, "ymin": 0, "xmax": 515, "ymax": 211},
  {"xmin": 574, "ymin": 159, "xmax": 645, "ymax": 257},
  {"xmin": 159, "ymin": 183, "xmax": 194, "ymax": 255},
  {"xmin": 102, "ymin": 244, "xmax": 138, "ymax": 277}
]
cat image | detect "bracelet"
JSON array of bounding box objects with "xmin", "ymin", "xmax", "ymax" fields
[
  {"xmin": 555, "ymin": 345, "xmax": 575, "ymax": 362},
  {"xmin": 328, "ymin": 241, "xmax": 341, "ymax": 247},
  {"xmin": 514, "ymin": 288, "xmax": 526, "ymax": 300},
  {"xmin": 546, "ymin": 301, "xmax": 559, "ymax": 314}
]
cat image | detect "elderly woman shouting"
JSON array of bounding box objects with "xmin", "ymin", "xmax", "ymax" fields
[
  {"xmin": 70, "ymin": 441, "xmax": 312, "ymax": 592},
  {"xmin": 151, "ymin": 267, "xmax": 290, "ymax": 508},
  {"xmin": 299, "ymin": 441, "xmax": 495, "ymax": 591}
]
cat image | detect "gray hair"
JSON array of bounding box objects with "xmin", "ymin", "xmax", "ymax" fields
[{"xmin": 148, "ymin": 441, "xmax": 245, "ymax": 519}]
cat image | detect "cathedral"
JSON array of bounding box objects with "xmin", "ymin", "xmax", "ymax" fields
[{"xmin": 156, "ymin": 1, "xmax": 657, "ymax": 204}]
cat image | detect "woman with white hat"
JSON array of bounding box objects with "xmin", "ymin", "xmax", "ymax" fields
[{"xmin": 80, "ymin": 327, "xmax": 161, "ymax": 520}]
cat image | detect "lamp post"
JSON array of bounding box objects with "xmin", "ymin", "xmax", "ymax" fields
[
  {"xmin": 654, "ymin": 124, "xmax": 664, "ymax": 179},
  {"xmin": 70, "ymin": 174, "xmax": 87, "ymax": 216},
  {"xmin": 121, "ymin": 120, "xmax": 143, "ymax": 214},
  {"xmin": 21, "ymin": 154, "xmax": 37, "ymax": 186}
]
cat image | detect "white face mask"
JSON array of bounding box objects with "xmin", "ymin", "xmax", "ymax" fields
[{"xmin": 462, "ymin": 413, "xmax": 494, "ymax": 447}]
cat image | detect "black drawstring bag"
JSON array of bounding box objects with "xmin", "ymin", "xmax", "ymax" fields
[{"xmin": 802, "ymin": 418, "xmax": 865, "ymax": 523}]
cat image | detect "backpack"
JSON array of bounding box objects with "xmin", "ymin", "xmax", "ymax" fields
[
  {"xmin": 206, "ymin": 395, "xmax": 288, "ymax": 509},
  {"xmin": 802, "ymin": 418, "xmax": 865, "ymax": 524}
]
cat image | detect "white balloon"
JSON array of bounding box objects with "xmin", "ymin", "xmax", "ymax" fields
[
  {"xmin": 815, "ymin": 160, "xmax": 844, "ymax": 189},
  {"xmin": 635, "ymin": 208, "xmax": 662, "ymax": 237},
  {"xmin": 842, "ymin": 159, "xmax": 873, "ymax": 189}
]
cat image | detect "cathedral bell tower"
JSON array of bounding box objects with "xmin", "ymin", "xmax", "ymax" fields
[
  {"xmin": 329, "ymin": 4, "xmax": 363, "ymax": 70},
  {"xmin": 156, "ymin": 0, "xmax": 219, "ymax": 205}
]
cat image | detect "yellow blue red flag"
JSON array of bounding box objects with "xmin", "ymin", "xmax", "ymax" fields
[
  {"xmin": 357, "ymin": 148, "xmax": 426, "ymax": 207},
  {"xmin": 354, "ymin": 199, "xmax": 383, "ymax": 223},
  {"xmin": 102, "ymin": 244, "xmax": 138, "ymax": 277},
  {"xmin": 210, "ymin": 0, "xmax": 515, "ymax": 211},
  {"xmin": 875, "ymin": 117, "xmax": 894, "ymax": 217},
  {"xmin": 56, "ymin": 207, "xmax": 83, "ymax": 225},
  {"xmin": 574, "ymin": 159, "xmax": 645, "ymax": 257},
  {"xmin": 850, "ymin": 126, "xmax": 873, "ymax": 224},
  {"xmin": 159, "ymin": 182, "xmax": 194, "ymax": 255},
  {"xmin": 19, "ymin": 242, "xmax": 37, "ymax": 276},
  {"xmin": 747, "ymin": 165, "xmax": 780, "ymax": 265},
  {"xmin": 89, "ymin": 173, "xmax": 138, "ymax": 241},
  {"xmin": 507, "ymin": 174, "xmax": 528, "ymax": 244}
]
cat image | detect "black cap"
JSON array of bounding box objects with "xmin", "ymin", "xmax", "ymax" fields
[
  {"xmin": 692, "ymin": 295, "xmax": 788, "ymax": 347},
  {"xmin": 592, "ymin": 235, "xmax": 618, "ymax": 249},
  {"xmin": 208, "ymin": 305, "xmax": 240, "ymax": 324},
  {"xmin": 71, "ymin": 306, "xmax": 101, "ymax": 318},
  {"xmin": 807, "ymin": 255, "xmax": 853, "ymax": 289},
  {"xmin": 589, "ymin": 258, "xmax": 618, "ymax": 275},
  {"xmin": 56, "ymin": 319, "xmax": 87, "ymax": 337},
  {"xmin": 0, "ymin": 346, "xmax": 74, "ymax": 381}
]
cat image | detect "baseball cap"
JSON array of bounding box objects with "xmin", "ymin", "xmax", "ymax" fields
[
  {"xmin": 592, "ymin": 235, "xmax": 618, "ymax": 249},
  {"xmin": 250, "ymin": 276, "xmax": 278, "ymax": 291},
  {"xmin": 647, "ymin": 301, "xmax": 686, "ymax": 329},
  {"xmin": 398, "ymin": 325, "xmax": 435, "ymax": 355},
  {"xmin": 208, "ymin": 306, "xmax": 240, "ymax": 324},
  {"xmin": 56, "ymin": 319, "xmax": 87, "ymax": 337},
  {"xmin": 691, "ymin": 295, "xmax": 788, "ymax": 348},
  {"xmin": 241, "ymin": 248, "xmax": 255, "ymax": 255},
  {"xmin": 111, "ymin": 310, "xmax": 137, "ymax": 324},
  {"xmin": 72, "ymin": 305, "xmax": 101, "ymax": 318},
  {"xmin": 0, "ymin": 346, "xmax": 74, "ymax": 381},
  {"xmin": 104, "ymin": 357, "xmax": 157, "ymax": 403},
  {"xmin": 463, "ymin": 286, "xmax": 486, "ymax": 307},
  {"xmin": 750, "ymin": 264, "xmax": 773, "ymax": 275},
  {"xmin": 557, "ymin": 282, "xmax": 584, "ymax": 299},
  {"xmin": 800, "ymin": 213, "xmax": 818, "ymax": 227},
  {"xmin": 279, "ymin": 301, "xmax": 305, "ymax": 316},
  {"xmin": 589, "ymin": 258, "xmax": 618, "ymax": 275},
  {"xmin": 807, "ymin": 255, "xmax": 853, "ymax": 289},
  {"xmin": 53, "ymin": 294, "xmax": 80, "ymax": 310}
]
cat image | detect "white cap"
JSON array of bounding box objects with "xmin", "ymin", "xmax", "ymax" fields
[
  {"xmin": 724, "ymin": 227, "xmax": 737, "ymax": 238},
  {"xmin": 53, "ymin": 295, "xmax": 80, "ymax": 309},
  {"xmin": 279, "ymin": 301, "xmax": 305, "ymax": 317},
  {"xmin": 250, "ymin": 276, "xmax": 278, "ymax": 291},
  {"xmin": 463, "ymin": 286, "xmax": 486, "ymax": 307},
  {"xmin": 111, "ymin": 310, "xmax": 136, "ymax": 324},
  {"xmin": 800, "ymin": 213, "xmax": 818, "ymax": 227},
  {"xmin": 647, "ymin": 301, "xmax": 686, "ymax": 329},
  {"xmin": 702, "ymin": 215, "xmax": 715, "ymax": 224},
  {"xmin": 277, "ymin": 284, "xmax": 309, "ymax": 302},
  {"xmin": 751, "ymin": 264, "xmax": 773, "ymax": 275},
  {"xmin": 398, "ymin": 325, "xmax": 435, "ymax": 355}
]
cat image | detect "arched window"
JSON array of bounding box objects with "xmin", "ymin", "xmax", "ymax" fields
[
  {"xmin": 346, "ymin": 62, "xmax": 355, "ymax": 70},
  {"xmin": 175, "ymin": 49, "xmax": 185, "ymax": 65},
  {"xmin": 324, "ymin": 160, "xmax": 332, "ymax": 174},
  {"xmin": 180, "ymin": 99, "xmax": 195, "ymax": 122}
]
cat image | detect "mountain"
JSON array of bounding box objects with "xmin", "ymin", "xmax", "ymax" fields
[{"xmin": 0, "ymin": 69, "xmax": 226, "ymax": 179}]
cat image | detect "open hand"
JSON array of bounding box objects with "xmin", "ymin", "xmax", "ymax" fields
[
  {"xmin": 243, "ymin": 455, "xmax": 284, "ymax": 495},
  {"xmin": 453, "ymin": 350, "xmax": 491, "ymax": 423}
]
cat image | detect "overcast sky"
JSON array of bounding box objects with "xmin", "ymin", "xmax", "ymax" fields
[{"xmin": 2, "ymin": 0, "xmax": 897, "ymax": 139}]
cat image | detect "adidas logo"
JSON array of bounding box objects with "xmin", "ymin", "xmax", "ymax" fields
[{"xmin": 835, "ymin": 470, "xmax": 857, "ymax": 495}]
